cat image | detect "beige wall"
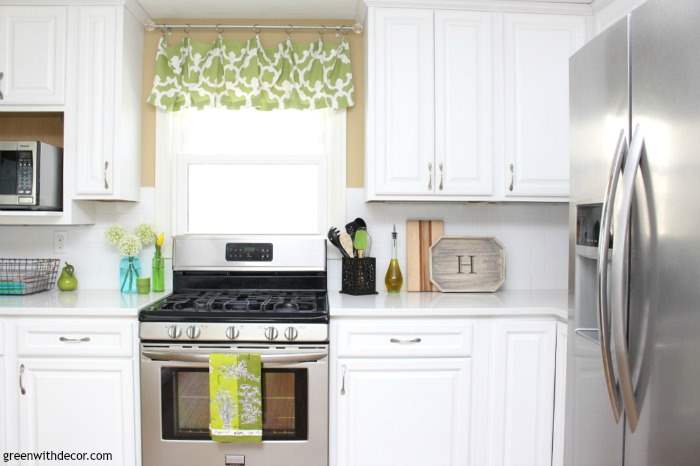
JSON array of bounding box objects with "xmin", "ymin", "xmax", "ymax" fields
[{"xmin": 141, "ymin": 19, "xmax": 365, "ymax": 188}]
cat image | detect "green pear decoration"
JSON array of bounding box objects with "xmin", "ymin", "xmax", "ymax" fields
[{"xmin": 57, "ymin": 262, "xmax": 78, "ymax": 292}]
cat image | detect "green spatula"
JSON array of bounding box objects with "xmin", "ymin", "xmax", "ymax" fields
[{"xmin": 353, "ymin": 229, "xmax": 369, "ymax": 258}]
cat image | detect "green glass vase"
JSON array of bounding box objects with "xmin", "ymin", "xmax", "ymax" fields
[{"xmin": 152, "ymin": 250, "xmax": 165, "ymax": 292}]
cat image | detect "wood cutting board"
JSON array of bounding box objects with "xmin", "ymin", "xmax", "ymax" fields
[{"xmin": 406, "ymin": 220, "xmax": 444, "ymax": 291}]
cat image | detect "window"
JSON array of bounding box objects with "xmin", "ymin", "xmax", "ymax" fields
[{"xmin": 156, "ymin": 108, "xmax": 346, "ymax": 236}]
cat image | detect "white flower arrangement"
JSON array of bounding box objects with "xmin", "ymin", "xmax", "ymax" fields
[
  {"xmin": 105, "ymin": 224, "xmax": 157, "ymax": 258},
  {"xmin": 135, "ymin": 224, "xmax": 156, "ymax": 247},
  {"xmin": 105, "ymin": 225, "xmax": 127, "ymax": 246},
  {"xmin": 118, "ymin": 234, "xmax": 142, "ymax": 258}
]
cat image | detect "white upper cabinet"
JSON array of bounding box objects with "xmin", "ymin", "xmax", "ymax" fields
[
  {"xmin": 435, "ymin": 11, "xmax": 494, "ymax": 196},
  {"xmin": 0, "ymin": 6, "xmax": 66, "ymax": 107},
  {"xmin": 335, "ymin": 358, "xmax": 472, "ymax": 466},
  {"xmin": 367, "ymin": 8, "xmax": 435, "ymax": 196},
  {"xmin": 74, "ymin": 5, "xmax": 118, "ymax": 197},
  {"xmin": 365, "ymin": 5, "xmax": 589, "ymax": 202},
  {"xmin": 72, "ymin": 4, "xmax": 142, "ymax": 201},
  {"xmin": 503, "ymin": 13, "xmax": 586, "ymax": 198}
]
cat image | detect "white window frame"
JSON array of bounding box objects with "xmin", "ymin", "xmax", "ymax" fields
[{"xmin": 154, "ymin": 109, "xmax": 347, "ymax": 242}]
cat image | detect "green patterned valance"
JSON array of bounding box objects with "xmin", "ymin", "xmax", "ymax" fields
[{"xmin": 147, "ymin": 35, "xmax": 354, "ymax": 111}]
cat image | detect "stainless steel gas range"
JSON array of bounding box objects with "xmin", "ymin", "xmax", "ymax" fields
[{"xmin": 139, "ymin": 236, "xmax": 329, "ymax": 466}]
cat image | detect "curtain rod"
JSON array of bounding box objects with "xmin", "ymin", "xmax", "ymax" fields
[{"xmin": 145, "ymin": 22, "xmax": 363, "ymax": 34}]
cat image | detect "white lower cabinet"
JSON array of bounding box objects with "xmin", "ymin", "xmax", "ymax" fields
[
  {"xmin": 18, "ymin": 358, "xmax": 135, "ymax": 465},
  {"xmin": 0, "ymin": 354, "xmax": 8, "ymax": 452},
  {"xmin": 335, "ymin": 358, "xmax": 472, "ymax": 466},
  {"xmin": 332, "ymin": 317, "xmax": 563, "ymax": 466},
  {"xmin": 0, "ymin": 317, "xmax": 139, "ymax": 466},
  {"xmin": 487, "ymin": 320, "xmax": 557, "ymax": 466}
]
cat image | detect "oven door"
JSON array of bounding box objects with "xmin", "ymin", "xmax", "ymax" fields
[{"xmin": 140, "ymin": 344, "xmax": 328, "ymax": 466}]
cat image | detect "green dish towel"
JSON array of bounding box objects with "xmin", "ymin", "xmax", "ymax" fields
[
  {"xmin": 0, "ymin": 281, "xmax": 26, "ymax": 295},
  {"xmin": 209, "ymin": 353, "xmax": 263, "ymax": 443}
]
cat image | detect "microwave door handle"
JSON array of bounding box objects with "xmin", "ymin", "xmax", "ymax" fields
[
  {"xmin": 142, "ymin": 351, "xmax": 328, "ymax": 364},
  {"xmin": 610, "ymin": 124, "xmax": 645, "ymax": 432},
  {"xmin": 597, "ymin": 128, "xmax": 627, "ymax": 423}
]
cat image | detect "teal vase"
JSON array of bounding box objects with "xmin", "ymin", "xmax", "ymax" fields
[{"xmin": 119, "ymin": 256, "xmax": 141, "ymax": 294}]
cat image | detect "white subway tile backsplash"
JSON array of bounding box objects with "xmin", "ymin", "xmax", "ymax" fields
[{"xmin": 0, "ymin": 187, "xmax": 569, "ymax": 291}]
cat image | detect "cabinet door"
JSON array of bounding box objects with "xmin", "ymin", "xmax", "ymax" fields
[
  {"xmin": 503, "ymin": 14, "xmax": 586, "ymax": 198},
  {"xmin": 18, "ymin": 358, "xmax": 136, "ymax": 466},
  {"xmin": 489, "ymin": 320, "xmax": 557, "ymax": 466},
  {"xmin": 0, "ymin": 353, "xmax": 5, "ymax": 457},
  {"xmin": 335, "ymin": 358, "xmax": 471, "ymax": 466},
  {"xmin": 369, "ymin": 8, "xmax": 435, "ymax": 196},
  {"xmin": 0, "ymin": 6, "xmax": 66, "ymax": 106},
  {"xmin": 435, "ymin": 11, "xmax": 494, "ymax": 196},
  {"xmin": 74, "ymin": 6, "xmax": 118, "ymax": 196}
]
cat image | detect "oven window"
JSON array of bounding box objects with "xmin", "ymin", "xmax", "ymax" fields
[
  {"xmin": 0, "ymin": 151, "xmax": 18, "ymax": 195},
  {"xmin": 161, "ymin": 368, "xmax": 309, "ymax": 441}
]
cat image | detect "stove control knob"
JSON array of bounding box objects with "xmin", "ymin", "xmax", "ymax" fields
[
  {"xmin": 167, "ymin": 325, "xmax": 182, "ymax": 339},
  {"xmin": 186, "ymin": 325, "xmax": 201, "ymax": 339},
  {"xmin": 264, "ymin": 327, "xmax": 279, "ymax": 341},
  {"xmin": 225, "ymin": 326, "xmax": 240, "ymax": 340},
  {"xmin": 284, "ymin": 327, "xmax": 299, "ymax": 341}
]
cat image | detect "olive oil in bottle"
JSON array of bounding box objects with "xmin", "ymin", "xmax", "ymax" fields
[{"xmin": 385, "ymin": 225, "xmax": 404, "ymax": 293}]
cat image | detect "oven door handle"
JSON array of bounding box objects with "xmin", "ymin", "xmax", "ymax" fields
[{"xmin": 142, "ymin": 351, "xmax": 328, "ymax": 364}]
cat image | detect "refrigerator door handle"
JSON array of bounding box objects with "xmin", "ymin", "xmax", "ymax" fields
[
  {"xmin": 611, "ymin": 124, "xmax": 645, "ymax": 432},
  {"xmin": 597, "ymin": 128, "xmax": 628, "ymax": 423}
]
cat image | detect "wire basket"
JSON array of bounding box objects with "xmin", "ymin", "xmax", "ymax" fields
[{"xmin": 0, "ymin": 259, "xmax": 60, "ymax": 295}]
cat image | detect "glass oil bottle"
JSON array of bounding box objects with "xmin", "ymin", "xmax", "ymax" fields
[{"xmin": 385, "ymin": 225, "xmax": 403, "ymax": 293}]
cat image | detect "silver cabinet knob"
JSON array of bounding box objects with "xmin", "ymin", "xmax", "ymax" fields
[
  {"xmin": 264, "ymin": 327, "xmax": 279, "ymax": 341},
  {"xmin": 225, "ymin": 326, "xmax": 240, "ymax": 340},
  {"xmin": 284, "ymin": 327, "xmax": 299, "ymax": 341},
  {"xmin": 168, "ymin": 325, "xmax": 182, "ymax": 339},
  {"xmin": 186, "ymin": 325, "xmax": 201, "ymax": 339}
]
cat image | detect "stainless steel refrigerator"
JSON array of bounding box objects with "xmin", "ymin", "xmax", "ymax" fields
[{"xmin": 566, "ymin": 0, "xmax": 700, "ymax": 465}]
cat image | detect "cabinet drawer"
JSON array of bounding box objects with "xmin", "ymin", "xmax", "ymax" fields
[
  {"xmin": 334, "ymin": 319, "xmax": 473, "ymax": 357},
  {"xmin": 17, "ymin": 319, "xmax": 133, "ymax": 357}
]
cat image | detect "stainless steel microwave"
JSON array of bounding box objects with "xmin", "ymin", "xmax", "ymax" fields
[{"xmin": 0, "ymin": 141, "xmax": 62, "ymax": 210}]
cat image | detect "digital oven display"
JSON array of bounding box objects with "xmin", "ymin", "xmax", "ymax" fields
[{"xmin": 225, "ymin": 243, "xmax": 273, "ymax": 262}]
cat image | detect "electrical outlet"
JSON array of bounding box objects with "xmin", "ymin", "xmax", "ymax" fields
[{"xmin": 54, "ymin": 231, "xmax": 67, "ymax": 255}]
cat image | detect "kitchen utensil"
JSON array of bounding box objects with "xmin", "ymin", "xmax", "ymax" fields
[
  {"xmin": 429, "ymin": 236, "xmax": 505, "ymax": 292},
  {"xmin": 353, "ymin": 229, "xmax": 370, "ymax": 258},
  {"xmin": 406, "ymin": 220, "xmax": 444, "ymax": 291},
  {"xmin": 345, "ymin": 217, "xmax": 368, "ymax": 240},
  {"xmin": 339, "ymin": 232, "xmax": 354, "ymax": 258},
  {"xmin": 327, "ymin": 227, "xmax": 351, "ymax": 258}
]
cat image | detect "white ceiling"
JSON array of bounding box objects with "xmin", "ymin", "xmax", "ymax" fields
[{"xmin": 138, "ymin": 0, "xmax": 594, "ymax": 20}]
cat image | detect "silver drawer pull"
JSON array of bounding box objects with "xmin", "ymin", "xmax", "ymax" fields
[
  {"xmin": 59, "ymin": 336, "xmax": 91, "ymax": 343},
  {"xmin": 0, "ymin": 71, "xmax": 4, "ymax": 100},
  {"xmin": 390, "ymin": 337, "xmax": 422, "ymax": 345}
]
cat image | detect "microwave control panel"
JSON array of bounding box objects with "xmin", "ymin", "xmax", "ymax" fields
[
  {"xmin": 226, "ymin": 243, "xmax": 273, "ymax": 262},
  {"xmin": 17, "ymin": 152, "xmax": 33, "ymax": 195}
]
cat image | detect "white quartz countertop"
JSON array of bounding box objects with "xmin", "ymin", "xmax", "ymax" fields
[
  {"xmin": 329, "ymin": 290, "xmax": 571, "ymax": 320},
  {"xmin": 0, "ymin": 289, "xmax": 170, "ymax": 317}
]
